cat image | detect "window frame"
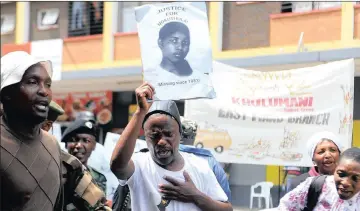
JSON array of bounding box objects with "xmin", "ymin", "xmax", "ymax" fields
[
  {"xmin": 37, "ymin": 8, "xmax": 60, "ymax": 31},
  {"xmin": 1, "ymin": 14, "xmax": 15, "ymax": 35}
]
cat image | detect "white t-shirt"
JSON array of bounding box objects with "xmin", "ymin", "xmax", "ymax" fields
[{"xmin": 119, "ymin": 151, "xmax": 228, "ymax": 211}]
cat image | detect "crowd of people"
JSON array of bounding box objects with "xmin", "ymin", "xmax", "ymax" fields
[{"xmin": 1, "ymin": 51, "xmax": 359, "ymax": 210}]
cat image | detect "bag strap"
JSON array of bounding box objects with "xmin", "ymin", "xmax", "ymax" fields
[
  {"xmin": 120, "ymin": 190, "xmax": 131, "ymax": 211},
  {"xmin": 303, "ymin": 175, "xmax": 327, "ymax": 211}
]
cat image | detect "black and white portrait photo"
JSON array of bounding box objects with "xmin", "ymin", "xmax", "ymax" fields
[
  {"xmin": 158, "ymin": 21, "xmax": 193, "ymax": 77},
  {"xmin": 135, "ymin": 2, "xmax": 216, "ymax": 101}
]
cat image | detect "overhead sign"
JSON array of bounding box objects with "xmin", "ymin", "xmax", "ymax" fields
[{"xmin": 185, "ymin": 60, "xmax": 354, "ymax": 166}]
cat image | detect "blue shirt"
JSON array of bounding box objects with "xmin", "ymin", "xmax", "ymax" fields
[{"xmin": 179, "ymin": 144, "xmax": 232, "ymax": 201}]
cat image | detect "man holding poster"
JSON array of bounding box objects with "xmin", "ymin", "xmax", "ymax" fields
[{"xmin": 110, "ymin": 83, "xmax": 232, "ymax": 211}]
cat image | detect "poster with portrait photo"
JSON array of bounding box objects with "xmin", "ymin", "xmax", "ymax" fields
[{"xmin": 135, "ymin": 2, "xmax": 216, "ymax": 101}]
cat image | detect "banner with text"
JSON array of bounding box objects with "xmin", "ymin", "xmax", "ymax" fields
[{"xmin": 185, "ymin": 60, "xmax": 355, "ymax": 166}]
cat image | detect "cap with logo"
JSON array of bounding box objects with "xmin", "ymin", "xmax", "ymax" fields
[
  {"xmin": 61, "ymin": 119, "xmax": 97, "ymax": 143},
  {"xmin": 1, "ymin": 51, "xmax": 53, "ymax": 91}
]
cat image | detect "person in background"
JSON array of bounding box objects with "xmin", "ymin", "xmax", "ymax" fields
[
  {"xmin": 179, "ymin": 117, "xmax": 232, "ymax": 201},
  {"xmin": 88, "ymin": 140, "xmax": 120, "ymax": 204},
  {"xmin": 41, "ymin": 100, "xmax": 111, "ymax": 211},
  {"xmin": 42, "ymin": 101, "xmax": 64, "ymax": 132},
  {"xmin": 110, "ymin": 83, "xmax": 231, "ymax": 211},
  {"xmin": 42, "ymin": 100, "xmax": 66, "ymax": 149},
  {"xmin": 288, "ymin": 131, "xmax": 342, "ymax": 191},
  {"xmin": 61, "ymin": 119, "xmax": 109, "ymax": 204},
  {"xmin": 1, "ymin": 51, "xmax": 62, "ymax": 210},
  {"xmin": 278, "ymin": 147, "xmax": 360, "ymax": 210},
  {"xmin": 74, "ymin": 111, "xmax": 120, "ymax": 204}
]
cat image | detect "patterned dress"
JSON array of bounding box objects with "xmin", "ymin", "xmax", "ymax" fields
[{"xmin": 279, "ymin": 175, "xmax": 360, "ymax": 211}]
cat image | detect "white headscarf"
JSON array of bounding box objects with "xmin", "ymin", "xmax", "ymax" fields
[
  {"xmin": 306, "ymin": 131, "xmax": 343, "ymax": 160},
  {"xmin": 1, "ymin": 51, "xmax": 52, "ymax": 91}
]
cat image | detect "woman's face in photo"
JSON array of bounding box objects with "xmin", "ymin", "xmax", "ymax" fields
[{"xmin": 159, "ymin": 31, "xmax": 190, "ymax": 63}]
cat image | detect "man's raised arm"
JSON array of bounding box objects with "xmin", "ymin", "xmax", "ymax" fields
[{"xmin": 110, "ymin": 83, "xmax": 154, "ymax": 180}]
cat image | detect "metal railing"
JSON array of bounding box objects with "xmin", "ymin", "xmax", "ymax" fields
[{"xmin": 68, "ymin": 1, "xmax": 103, "ymax": 37}]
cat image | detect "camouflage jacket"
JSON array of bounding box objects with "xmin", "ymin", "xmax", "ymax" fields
[
  {"xmin": 88, "ymin": 166, "xmax": 107, "ymax": 194},
  {"xmin": 61, "ymin": 151, "xmax": 111, "ymax": 211}
]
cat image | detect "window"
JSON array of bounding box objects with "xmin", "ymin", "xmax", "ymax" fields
[
  {"xmin": 316, "ymin": 1, "xmax": 341, "ymax": 9},
  {"xmin": 281, "ymin": 2, "xmax": 292, "ymax": 13},
  {"xmin": 282, "ymin": 1, "xmax": 344, "ymax": 14},
  {"xmin": 1, "ymin": 14, "xmax": 15, "ymax": 35},
  {"xmin": 37, "ymin": 8, "xmax": 60, "ymax": 30},
  {"xmin": 292, "ymin": 2, "xmax": 313, "ymax": 12},
  {"xmin": 68, "ymin": 1, "xmax": 103, "ymax": 37}
]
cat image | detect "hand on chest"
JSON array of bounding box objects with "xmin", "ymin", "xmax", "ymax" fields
[{"xmin": 145, "ymin": 168, "xmax": 204, "ymax": 210}]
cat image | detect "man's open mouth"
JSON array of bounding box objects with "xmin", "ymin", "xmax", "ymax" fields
[
  {"xmin": 34, "ymin": 104, "xmax": 48, "ymax": 112},
  {"xmin": 34, "ymin": 101, "xmax": 49, "ymax": 112},
  {"xmin": 157, "ymin": 150, "xmax": 171, "ymax": 158},
  {"xmin": 72, "ymin": 149, "xmax": 85, "ymax": 158}
]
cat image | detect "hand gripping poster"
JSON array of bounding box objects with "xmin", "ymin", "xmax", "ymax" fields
[{"xmin": 135, "ymin": 2, "xmax": 216, "ymax": 101}]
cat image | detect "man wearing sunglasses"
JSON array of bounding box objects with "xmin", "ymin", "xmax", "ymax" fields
[{"xmin": 62, "ymin": 119, "xmax": 108, "ymax": 198}]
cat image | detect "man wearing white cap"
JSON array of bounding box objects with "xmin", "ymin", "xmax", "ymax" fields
[{"xmin": 0, "ymin": 51, "xmax": 63, "ymax": 210}]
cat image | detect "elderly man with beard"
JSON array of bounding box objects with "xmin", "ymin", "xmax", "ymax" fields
[
  {"xmin": 110, "ymin": 83, "xmax": 232, "ymax": 211},
  {"xmin": 0, "ymin": 51, "xmax": 62, "ymax": 210}
]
